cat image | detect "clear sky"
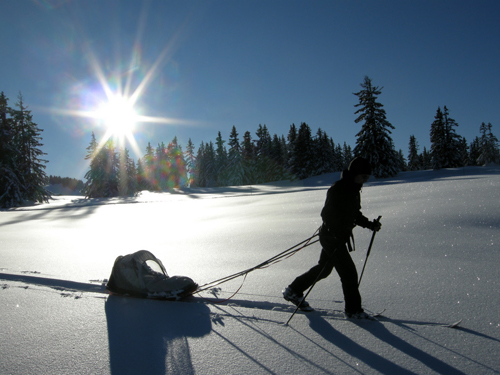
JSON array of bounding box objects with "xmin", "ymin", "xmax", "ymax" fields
[{"xmin": 1, "ymin": 0, "xmax": 499, "ymax": 179}]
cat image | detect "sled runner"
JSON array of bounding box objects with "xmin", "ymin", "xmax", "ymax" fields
[{"xmin": 106, "ymin": 250, "xmax": 198, "ymax": 300}]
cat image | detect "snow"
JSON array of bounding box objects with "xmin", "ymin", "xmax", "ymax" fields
[{"xmin": 1, "ymin": 166, "xmax": 499, "ymax": 375}]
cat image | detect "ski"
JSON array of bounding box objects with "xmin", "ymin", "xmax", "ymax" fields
[
  {"xmin": 443, "ymin": 319, "xmax": 462, "ymax": 328},
  {"xmin": 372, "ymin": 308, "xmax": 386, "ymax": 317}
]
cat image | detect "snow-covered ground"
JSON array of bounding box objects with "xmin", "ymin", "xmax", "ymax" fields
[{"xmin": 1, "ymin": 166, "xmax": 499, "ymax": 375}]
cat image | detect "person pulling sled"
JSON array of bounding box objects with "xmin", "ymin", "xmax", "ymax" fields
[{"xmin": 283, "ymin": 157, "xmax": 381, "ymax": 319}]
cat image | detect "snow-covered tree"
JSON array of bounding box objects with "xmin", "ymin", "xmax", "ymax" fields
[{"xmin": 353, "ymin": 76, "xmax": 399, "ymax": 178}]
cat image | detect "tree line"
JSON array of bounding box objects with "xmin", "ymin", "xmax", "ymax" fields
[
  {"xmin": 83, "ymin": 77, "xmax": 499, "ymax": 198},
  {"xmin": 2, "ymin": 76, "xmax": 499, "ymax": 205}
]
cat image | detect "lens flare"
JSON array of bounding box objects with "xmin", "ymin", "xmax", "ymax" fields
[{"xmin": 96, "ymin": 94, "xmax": 138, "ymax": 137}]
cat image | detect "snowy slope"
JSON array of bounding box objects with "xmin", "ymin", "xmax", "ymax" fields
[{"xmin": 1, "ymin": 166, "xmax": 499, "ymax": 374}]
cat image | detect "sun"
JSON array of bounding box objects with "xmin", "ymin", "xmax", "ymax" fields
[{"xmin": 96, "ymin": 94, "xmax": 138, "ymax": 137}]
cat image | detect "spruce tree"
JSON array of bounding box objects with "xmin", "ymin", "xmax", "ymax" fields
[
  {"xmin": 83, "ymin": 137, "xmax": 119, "ymax": 198},
  {"xmin": 313, "ymin": 128, "xmax": 334, "ymax": 175},
  {"xmin": 430, "ymin": 106, "xmax": 462, "ymax": 168},
  {"xmin": 459, "ymin": 137, "xmax": 470, "ymax": 167},
  {"xmin": 0, "ymin": 92, "xmax": 25, "ymax": 207},
  {"xmin": 215, "ymin": 131, "xmax": 228, "ymax": 186},
  {"xmin": 185, "ymin": 138, "xmax": 196, "ymax": 187},
  {"xmin": 469, "ymin": 137, "xmax": 481, "ymax": 166},
  {"xmin": 430, "ymin": 107, "xmax": 447, "ymax": 169},
  {"xmin": 241, "ymin": 131, "xmax": 255, "ymax": 184},
  {"xmin": 167, "ymin": 137, "xmax": 187, "ymax": 189},
  {"xmin": 255, "ymin": 124, "xmax": 273, "ymax": 183},
  {"xmin": 333, "ymin": 143, "xmax": 344, "ymax": 171},
  {"xmin": 408, "ymin": 135, "xmax": 420, "ymax": 171},
  {"xmin": 477, "ymin": 122, "xmax": 499, "ymax": 165},
  {"xmin": 442, "ymin": 106, "xmax": 462, "ymax": 167},
  {"xmin": 286, "ymin": 124, "xmax": 298, "ymax": 174},
  {"xmin": 292, "ymin": 122, "xmax": 314, "ymax": 179},
  {"xmin": 143, "ymin": 142, "xmax": 155, "ymax": 189},
  {"xmin": 118, "ymin": 147, "xmax": 138, "ymax": 196},
  {"xmin": 223, "ymin": 125, "xmax": 245, "ymax": 186},
  {"xmin": 11, "ymin": 94, "xmax": 51, "ymax": 203},
  {"xmin": 421, "ymin": 147, "xmax": 432, "ymax": 170},
  {"xmin": 353, "ymin": 76, "xmax": 399, "ymax": 178},
  {"xmin": 342, "ymin": 142, "xmax": 353, "ymax": 169}
]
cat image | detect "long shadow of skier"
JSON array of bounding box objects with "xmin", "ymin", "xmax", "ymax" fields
[
  {"xmin": 307, "ymin": 314, "xmax": 467, "ymax": 375},
  {"xmin": 352, "ymin": 319, "xmax": 469, "ymax": 375},
  {"xmin": 105, "ymin": 295, "xmax": 211, "ymax": 375}
]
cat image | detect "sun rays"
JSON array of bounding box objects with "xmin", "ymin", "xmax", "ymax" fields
[{"xmin": 43, "ymin": 3, "xmax": 202, "ymax": 178}]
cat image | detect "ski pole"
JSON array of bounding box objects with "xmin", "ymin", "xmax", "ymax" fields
[
  {"xmin": 358, "ymin": 215, "xmax": 382, "ymax": 286},
  {"xmin": 284, "ymin": 262, "xmax": 328, "ymax": 326}
]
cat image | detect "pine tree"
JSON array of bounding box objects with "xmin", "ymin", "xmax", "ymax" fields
[
  {"xmin": 185, "ymin": 138, "xmax": 196, "ymax": 187},
  {"xmin": 155, "ymin": 142, "xmax": 168, "ymax": 190},
  {"xmin": 0, "ymin": 92, "xmax": 25, "ymax": 207},
  {"xmin": 313, "ymin": 128, "xmax": 334, "ymax": 175},
  {"xmin": 192, "ymin": 141, "xmax": 206, "ymax": 187},
  {"xmin": 469, "ymin": 137, "xmax": 481, "ymax": 166},
  {"xmin": 477, "ymin": 122, "xmax": 499, "ymax": 165},
  {"xmin": 241, "ymin": 131, "xmax": 255, "ymax": 184},
  {"xmin": 11, "ymin": 94, "xmax": 51, "ymax": 203},
  {"xmin": 333, "ymin": 143, "xmax": 344, "ymax": 171},
  {"xmin": 83, "ymin": 137, "xmax": 119, "ymax": 198},
  {"xmin": 408, "ymin": 135, "xmax": 420, "ymax": 171},
  {"xmin": 255, "ymin": 124, "xmax": 273, "ymax": 183},
  {"xmin": 442, "ymin": 106, "xmax": 462, "ymax": 167},
  {"xmin": 430, "ymin": 107, "xmax": 446, "ymax": 169},
  {"xmin": 291, "ymin": 122, "xmax": 314, "ymax": 179},
  {"xmin": 353, "ymin": 76, "xmax": 399, "ymax": 178},
  {"xmin": 430, "ymin": 106, "xmax": 462, "ymax": 168},
  {"xmin": 286, "ymin": 124, "xmax": 298, "ymax": 174},
  {"xmin": 118, "ymin": 147, "xmax": 138, "ymax": 196},
  {"xmin": 215, "ymin": 131, "xmax": 228, "ymax": 186},
  {"xmin": 397, "ymin": 149, "xmax": 407, "ymax": 172},
  {"xmin": 136, "ymin": 158, "xmax": 150, "ymax": 191},
  {"xmin": 459, "ymin": 137, "xmax": 470, "ymax": 167},
  {"xmin": 421, "ymin": 147, "xmax": 432, "ymax": 170},
  {"xmin": 223, "ymin": 125, "xmax": 245, "ymax": 186},
  {"xmin": 165, "ymin": 137, "xmax": 187, "ymax": 189},
  {"xmin": 342, "ymin": 142, "xmax": 353, "ymax": 169},
  {"xmin": 143, "ymin": 142, "xmax": 155, "ymax": 189}
]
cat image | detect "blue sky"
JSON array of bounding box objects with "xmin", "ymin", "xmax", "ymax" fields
[{"xmin": 1, "ymin": 0, "xmax": 499, "ymax": 179}]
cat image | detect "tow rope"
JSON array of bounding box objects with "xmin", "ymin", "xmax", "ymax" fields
[{"xmin": 194, "ymin": 227, "xmax": 321, "ymax": 302}]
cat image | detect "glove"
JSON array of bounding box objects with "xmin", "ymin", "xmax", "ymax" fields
[{"xmin": 368, "ymin": 219, "xmax": 382, "ymax": 232}]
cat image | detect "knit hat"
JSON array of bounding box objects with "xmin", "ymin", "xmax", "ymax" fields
[{"xmin": 348, "ymin": 157, "xmax": 372, "ymax": 176}]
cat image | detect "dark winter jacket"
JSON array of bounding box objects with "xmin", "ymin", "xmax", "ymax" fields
[{"xmin": 320, "ymin": 169, "xmax": 371, "ymax": 250}]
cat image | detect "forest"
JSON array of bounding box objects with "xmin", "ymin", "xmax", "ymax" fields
[{"xmin": 1, "ymin": 77, "xmax": 499, "ymax": 205}]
